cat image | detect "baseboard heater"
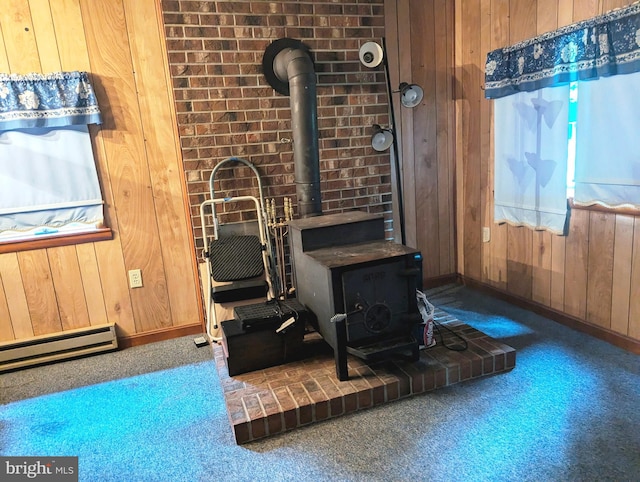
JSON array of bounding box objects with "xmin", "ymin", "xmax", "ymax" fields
[{"xmin": 0, "ymin": 323, "xmax": 118, "ymax": 372}]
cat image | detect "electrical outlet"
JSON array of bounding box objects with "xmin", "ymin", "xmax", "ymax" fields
[
  {"xmin": 482, "ymin": 227, "xmax": 491, "ymax": 243},
  {"xmin": 128, "ymin": 269, "xmax": 143, "ymax": 288}
]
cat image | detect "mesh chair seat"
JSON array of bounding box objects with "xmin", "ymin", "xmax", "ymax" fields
[{"xmin": 208, "ymin": 235, "xmax": 264, "ymax": 282}]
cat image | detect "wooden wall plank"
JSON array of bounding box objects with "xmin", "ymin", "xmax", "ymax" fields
[
  {"xmin": 573, "ymin": 0, "xmax": 600, "ymax": 21},
  {"xmin": 461, "ymin": 0, "xmax": 483, "ymax": 280},
  {"xmin": 454, "ymin": 0, "xmax": 465, "ymax": 275},
  {"xmin": 0, "ymin": 0, "xmax": 41, "ymax": 73},
  {"xmin": 48, "ymin": 0, "xmax": 89, "ymax": 70},
  {"xmin": 0, "ymin": 254, "xmax": 32, "ymax": 338},
  {"xmin": 611, "ymin": 214, "xmax": 633, "ymax": 335},
  {"xmin": 79, "ymin": 0, "xmax": 172, "ymax": 333},
  {"xmin": 603, "ymin": 0, "xmax": 633, "ymax": 11},
  {"xmin": 91, "ymin": 208, "xmax": 138, "ymax": 335},
  {"xmin": 507, "ymin": 226, "xmax": 533, "ymax": 299},
  {"xmin": 550, "ymin": 234, "xmax": 566, "ymax": 310},
  {"xmin": 48, "ymin": 245, "xmax": 90, "ymax": 330},
  {"xmin": 557, "ymin": 0, "xmax": 574, "ymax": 27},
  {"xmin": 564, "ymin": 208, "xmax": 589, "ymax": 318},
  {"xmin": 410, "ymin": 0, "xmax": 439, "ymax": 277},
  {"xmin": 0, "ymin": 22, "xmax": 11, "ymax": 72},
  {"xmin": 537, "ymin": 0, "xmax": 559, "ymax": 35},
  {"xmin": 94, "ymin": 244, "xmax": 137, "ymax": 335},
  {"xmin": 446, "ymin": 0, "xmax": 457, "ymax": 274},
  {"xmin": 122, "ymin": 0, "xmax": 200, "ymax": 325},
  {"xmin": 28, "ymin": 0, "xmax": 61, "ymax": 72},
  {"xmin": 0, "ymin": 273, "xmax": 14, "ymax": 341},
  {"xmin": 18, "ymin": 250, "xmax": 62, "ymax": 335},
  {"xmin": 586, "ymin": 212, "xmax": 615, "ymax": 328},
  {"xmin": 509, "ymin": 0, "xmax": 537, "ymax": 43},
  {"xmin": 491, "ymin": 0, "xmax": 511, "ymax": 48},
  {"xmin": 489, "ymin": 208, "xmax": 510, "ymax": 291},
  {"xmin": 435, "ymin": 0, "xmax": 455, "ymax": 275},
  {"xmin": 75, "ymin": 243, "xmax": 109, "ymax": 326},
  {"xmin": 532, "ymin": 231, "xmax": 552, "ymax": 305}
]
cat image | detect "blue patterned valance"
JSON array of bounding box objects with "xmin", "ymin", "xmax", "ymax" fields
[
  {"xmin": 485, "ymin": 2, "xmax": 640, "ymax": 99},
  {"xmin": 0, "ymin": 71, "xmax": 101, "ymax": 130}
]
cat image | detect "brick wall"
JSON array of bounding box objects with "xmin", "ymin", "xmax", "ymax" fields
[{"xmin": 160, "ymin": 0, "xmax": 392, "ymax": 252}]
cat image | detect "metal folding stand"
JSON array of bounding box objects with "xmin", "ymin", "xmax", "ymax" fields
[{"xmin": 199, "ymin": 157, "xmax": 277, "ymax": 342}]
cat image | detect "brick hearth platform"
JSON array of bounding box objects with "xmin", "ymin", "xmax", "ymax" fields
[{"xmin": 213, "ymin": 308, "xmax": 516, "ymax": 444}]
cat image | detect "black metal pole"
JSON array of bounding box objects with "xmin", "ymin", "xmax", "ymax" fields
[{"xmin": 381, "ymin": 37, "xmax": 406, "ymax": 245}]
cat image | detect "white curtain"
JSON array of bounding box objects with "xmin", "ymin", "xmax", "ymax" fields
[
  {"xmin": 494, "ymin": 85, "xmax": 569, "ymax": 234},
  {"xmin": 0, "ymin": 125, "xmax": 104, "ymax": 238},
  {"xmin": 574, "ymin": 70, "xmax": 640, "ymax": 209}
]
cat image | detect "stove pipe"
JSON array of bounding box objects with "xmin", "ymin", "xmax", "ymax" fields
[{"xmin": 263, "ymin": 39, "xmax": 322, "ymax": 218}]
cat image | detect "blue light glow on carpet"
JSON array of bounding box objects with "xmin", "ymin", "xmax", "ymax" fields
[{"xmin": 1, "ymin": 361, "xmax": 224, "ymax": 481}]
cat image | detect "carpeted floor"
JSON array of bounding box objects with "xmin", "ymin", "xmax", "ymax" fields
[{"xmin": 1, "ymin": 284, "xmax": 639, "ymax": 481}]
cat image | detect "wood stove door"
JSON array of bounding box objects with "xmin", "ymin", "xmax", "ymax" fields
[{"xmin": 341, "ymin": 258, "xmax": 416, "ymax": 345}]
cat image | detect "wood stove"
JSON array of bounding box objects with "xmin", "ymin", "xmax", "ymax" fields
[
  {"xmin": 262, "ymin": 40, "xmax": 422, "ymax": 381},
  {"xmin": 289, "ymin": 211, "xmax": 423, "ymax": 380}
]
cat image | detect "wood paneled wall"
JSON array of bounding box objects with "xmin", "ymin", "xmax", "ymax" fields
[
  {"xmin": 453, "ymin": 0, "xmax": 640, "ymax": 346},
  {"xmin": 384, "ymin": 0, "xmax": 457, "ymax": 278},
  {"xmin": 0, "ymin": 0, "xmax": 202, "ymax": 344}
]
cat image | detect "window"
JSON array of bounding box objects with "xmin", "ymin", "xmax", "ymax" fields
[
  {"xmin": 573, "ymin": 70, "xmax": 640, "ymax": 210},
  {"xmin": 485, "ymin": 3, "xmax": 640, "ymax": 233},
  {"xmin": 0, "ymin": 72, "xmax": 110, "ymax": 252},
  {"xmin": 493, "ymin": 85, "xmax": 569, "ymax": 234}
]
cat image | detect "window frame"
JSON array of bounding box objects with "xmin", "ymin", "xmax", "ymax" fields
[{"xmin": 0, "ymin": 227, "xmax": 113, "ymax": 254}]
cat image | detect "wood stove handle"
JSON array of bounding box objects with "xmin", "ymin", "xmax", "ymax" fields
[{"xmin": 329, "ymin": 304, "xmax": 364, "ymax": 323}]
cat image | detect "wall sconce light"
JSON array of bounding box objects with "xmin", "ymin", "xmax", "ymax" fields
[
  {"xmin": 398, "ymin": 82, "xmax": 424, "ymax": 108},
  {"xmin": 371, "ymin": 125, "xmax": 394, "ymax": 152}
]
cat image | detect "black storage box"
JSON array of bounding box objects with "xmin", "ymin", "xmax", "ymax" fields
[
  {"xmin": 221, "ymin": 299, "xmax": 313, "ymax": 376},
  {"xmin": 234, "ymin": 299, "xmax": 305, "ymax": 331}
]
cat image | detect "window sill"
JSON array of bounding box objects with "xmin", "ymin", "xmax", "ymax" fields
[
  {"xmin": 569, "ymin": 199, "xmax": 640, "ymax": 216},
  {"xmin": 0, "ymin": 228, "xmax": 114, "ymax": 254}
]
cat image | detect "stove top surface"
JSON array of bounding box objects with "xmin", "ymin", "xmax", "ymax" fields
[{"xmin": 304, "ymin": 240, "xmax": 419, "ymax": 268}]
